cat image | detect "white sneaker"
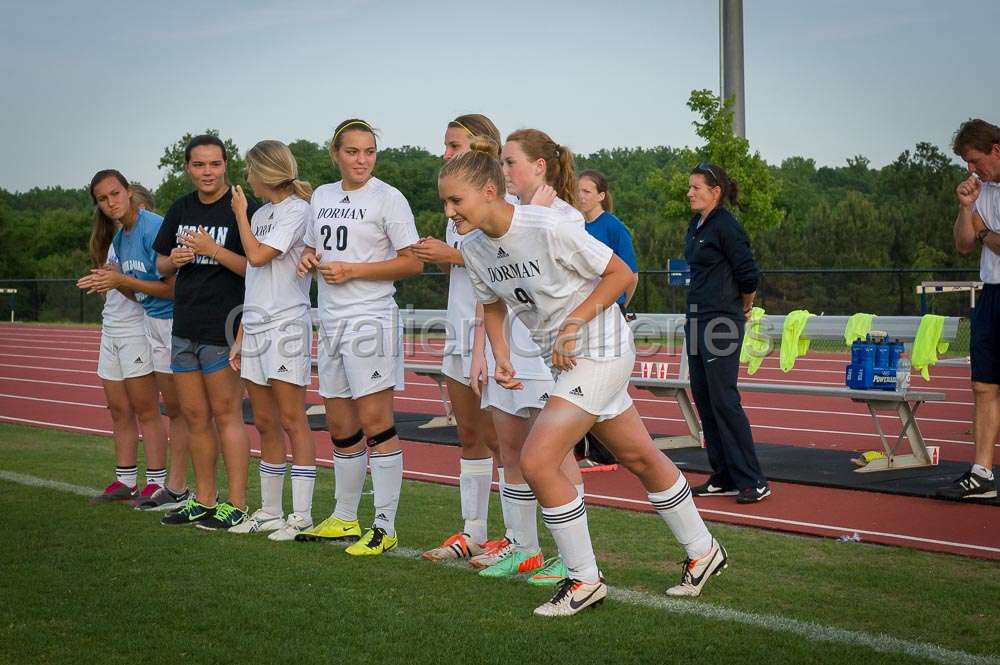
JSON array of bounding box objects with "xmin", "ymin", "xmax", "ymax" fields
[
  {"xmin": 666, "ymin": 539, "xmax": 728, "ymax": 597},
  {"xmin": 533, "ymin": 578, "xmax": 607, "ymax": 617},
  {"xmin": 268, "ymin": 513, "xmax": 313, "ymax": 541},
  {"xmin": 228, "ymin": 509, "xmax": 284, "ymax": 534}
]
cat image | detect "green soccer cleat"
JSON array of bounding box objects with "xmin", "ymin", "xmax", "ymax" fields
[
  {"xmin": 478, "ymin": 549, "xmax": 544, "ymax": 578},
  {"xmin": 528, "ymin": 556, "xmax": 569, "ymax": 586}
]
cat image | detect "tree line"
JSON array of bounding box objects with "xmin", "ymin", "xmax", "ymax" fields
[{"xmin": 0, "ymin": 90, "xmax": 978, "ymax": 317}]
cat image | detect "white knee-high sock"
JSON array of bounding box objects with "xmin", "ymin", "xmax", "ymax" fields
[
  {"xmin": 541, "ymin": 496, "xmax": 600, "ymax": 583},
  {"xmin": 497, "ymin": 466, "xmax": 514, "ymax": 540},
  {"xmin": 502, "ymin": 482, "xmax": 539, "ymax": 553},
  {"xmin": 332, "ymin": 448, "xmax": 367, "ymax": 522},
  {"xmin": 370, "ymin": 450, "xmax": 403, "ymax": 537},
  {"xmin": 290, "ymin": 465, "xmax": 316, "ymax": 520},
  {"xmin": 259, "ymin": 461, "xmax": 286, "ymax": 516},
  {"xmin": 649, "ymin": 475, "xmax": 713, "ymax": 560},
  {"xmin": 460, "ymin": 456, "xmax": 492, "ymax": 544}
]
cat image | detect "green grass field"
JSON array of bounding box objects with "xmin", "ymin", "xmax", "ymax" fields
[{"xmin": 1, "ymin": 423, "xmax": 997, "ymax": 664}]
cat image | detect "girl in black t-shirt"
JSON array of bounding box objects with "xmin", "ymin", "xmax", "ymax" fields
[{"xmin": 153, "ymin": 134, "xmax": 256, "ymax": 531}]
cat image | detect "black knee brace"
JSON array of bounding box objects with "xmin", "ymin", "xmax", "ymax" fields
[
  {"xmin": 366, "ymin": 426, "xmax": 397, "ymax": 447},
  {"xmin": 331, "ymin": 429, "xmax": 364, "ymax": 448}
]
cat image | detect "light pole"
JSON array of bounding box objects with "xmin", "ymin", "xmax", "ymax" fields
[{"xmin": 720, "ymin": 0, "xmax": 746, "ymax": 137}]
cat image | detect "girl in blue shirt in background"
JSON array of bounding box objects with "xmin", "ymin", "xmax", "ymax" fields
[
  {"xmin": 85, "ymin": 174, "xmax": 190, "ymax": 511},
  {"xmin": 577, "ymin": 170, "xmax": 639, "ymax": 313}
]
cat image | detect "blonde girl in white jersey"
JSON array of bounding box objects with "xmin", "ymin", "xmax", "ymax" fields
[
  {"xmin": 296, "ymin": 119, "xmax": 423, "ymax": 556},
  {"xmin": 463, "ymin": 128, "xmax": 590, "ymax": 584},
  {"xmin": 410, "ymin": 115, "xmax": 509, "ymax": 563},
  {"xmin": 440, "ymin": 144, "xmax": 727, "ymax": 617},
  {"xmin": 227, "ymin": 140, "xmax": 317, "ymax": 541},
  {"xmin": 412, "ymin": 116, "xmax": 562, "ymax": 571}
]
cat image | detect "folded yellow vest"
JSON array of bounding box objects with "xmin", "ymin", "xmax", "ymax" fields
[{"xmin": 780, "ymin": 310, "xmax": 814, "ymax": 372}]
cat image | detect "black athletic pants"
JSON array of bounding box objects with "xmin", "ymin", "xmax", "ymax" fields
[{"xmin": 685, "ymin": 315, "xmax": 766, "ymax": 491}]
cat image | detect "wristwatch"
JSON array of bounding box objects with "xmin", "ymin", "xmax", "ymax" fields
[{"xmin": 978, "ymin": 228, "xmax": 991, "ymax": 243}]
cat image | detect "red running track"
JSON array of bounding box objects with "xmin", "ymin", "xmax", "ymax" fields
[{"xmin": 0, "ymin": 323, "xmax": 996, "ymax": 560}]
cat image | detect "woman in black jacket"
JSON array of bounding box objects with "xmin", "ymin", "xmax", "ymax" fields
[{"xmin": 684, "ymin": 162, "xmax": 769, "ymax": 503}]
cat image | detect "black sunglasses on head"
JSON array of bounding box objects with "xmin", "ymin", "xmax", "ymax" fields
[{"xmin": 694, "ymin": 162, "xmax": 719, "ymax": 182}]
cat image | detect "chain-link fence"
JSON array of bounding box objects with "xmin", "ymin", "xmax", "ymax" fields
[{"xmin": 1, "ymin": 268, "xmax": 977, "ymax": 354}]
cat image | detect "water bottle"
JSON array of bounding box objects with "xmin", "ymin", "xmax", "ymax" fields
[
  {"xmin": 875, "ymin": 336, "xmax": 891, "ymax": 370},
  {"xmin": 890, "ymin": 339, "xmax": 903, "ymax": 369},
  {"xmin": 861, "ymin": 334, "xmax": 877, "ymax": 389},
  {"xmin": 895, "ymin": 353, "xmax": 911, "ymax": 394}
]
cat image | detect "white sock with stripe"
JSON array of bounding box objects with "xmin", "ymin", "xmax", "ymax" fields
[
  {"xmin": 290, "ymin": 465, "xmax": 316, "ymax": 520},
  {"xmin": 370, "ymin": 450, "xmax": 403, "ymax": 537},
  {"xmin": 259, "ymin": 461, "xmax": 286, "ymax": 517},
  {"xmin": 541, "ymin": 496, "xmax": 600, "ymax": 583},
  {"xmin": 145, "ymin": 467, "xmax": 166, "ymax": 488},
  {"xmin": 502, "ymin": 483, "xmax": 539, "ymax": 553},
  {"xmin": 116, "ymin": 465, "xmax": 137, "ymax": 488},
  {"xmin": 497, "ymin": 466, "xmax": 514, "ymax": 540},
  {"xmin": 649, "ymin": 475, "xmax": 713, "ymax": 560},
  {"xmin": 333, "ymin": 449, "xmax": 368, "ymax": 522},
  {"xmin": 460, "ymin": 456, "xmax": 492, "ymax": 544}
]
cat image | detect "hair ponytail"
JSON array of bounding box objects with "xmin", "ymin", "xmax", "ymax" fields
[
  {"xmin": 553, "ymin": 144, "xmax": 579, "ymax": 208},
  {"xmin": 246, "ymin": 140, "xmax": 313, "ymax": 202},
  {"xmin": 290, "ymin": 179, "xmax": 313, "ymax": 202}
]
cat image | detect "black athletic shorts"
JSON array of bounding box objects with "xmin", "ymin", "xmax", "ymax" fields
[{"xmin": 971, "ymin": 283, "xmax": 1000, "ymax": 385}]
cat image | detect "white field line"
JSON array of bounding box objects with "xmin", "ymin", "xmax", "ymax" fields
[
  {"xmin": 0, "ymin": 468, "xmax": 996, "ymax": 665},
  {"xmin": 0, "ymin": 415, "xmax": 112, "ymax": 434}
]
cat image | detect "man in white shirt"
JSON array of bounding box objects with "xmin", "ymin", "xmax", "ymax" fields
[{"xmin": 939, "ymin": 118, "xmax": 1000, "ymax": 500}]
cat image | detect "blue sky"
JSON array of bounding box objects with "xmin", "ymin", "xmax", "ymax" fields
[{"xmin": 1, "ymin": 0, "xmax": 997, "ymax": 192}]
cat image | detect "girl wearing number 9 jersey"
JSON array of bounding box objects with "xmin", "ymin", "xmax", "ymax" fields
[
  {"xmin": 440, "ymin": 143, "xmax": 727, "ymax": 617},
  {"xmin": 296, "ymin": 119, "xmax": 423, "ymax": 555}
]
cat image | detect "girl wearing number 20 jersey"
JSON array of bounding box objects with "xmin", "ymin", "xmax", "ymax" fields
[{"xmin": 296, "ymin": 119, "xmax": 422, "ymax": 555}]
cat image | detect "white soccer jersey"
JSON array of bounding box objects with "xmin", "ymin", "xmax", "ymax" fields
[
  {"xmin": 462, "ymin": 204, "xmax": 632, "ymax": 363},
  {"xmin": 974, "ymin": 181, "xmax": 1000, "ymax": 284},
  {"xmin": 101, "ymin": 245, "xmax": 146, "ymax": 338},
  {"xmin": 244, "ymin": 196, "xmax": 311, "ymax": 334},
  {"xmin": 444, "ymin": 217, "xmax": 478, "ymax": 356},
  {"xmin": 551, "ymin": 196, "xmax": 585, "ymax": 227},
  {"xmin": 443, "ymin": 192, "xmax": 560, "ymax": 378},
  {"xmin": 306, "ymin": 177, "xmax": 419, "ymax": 324}
]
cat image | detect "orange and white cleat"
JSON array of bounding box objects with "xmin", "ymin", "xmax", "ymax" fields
[
  {"xmin": 469, "ymin": 537, "xmax": 514, "ymax": 570},
  {"xmin": 421, "ymin": 532, "xmax": 485, "ymax": 561}
]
